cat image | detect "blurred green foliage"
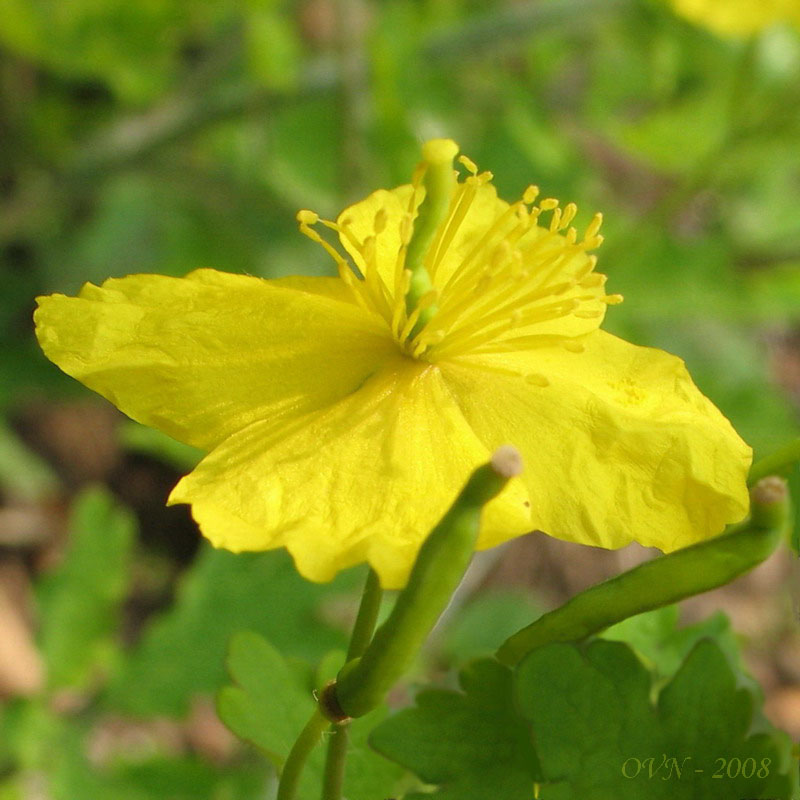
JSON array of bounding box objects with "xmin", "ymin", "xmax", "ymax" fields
[{"xmin": 2, "ymin": 0, "xmax": 800, "ymax": 797}]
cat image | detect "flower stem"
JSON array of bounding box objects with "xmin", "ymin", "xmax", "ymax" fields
[
  {"xmin": 345, "ymin": 568, "xmax": 384, "ymax": 661},
  {"xmin": 749, "ymin": 437, "xmax": 800, "ymax": 485},
  {"xmin": 321, "ymin": 569, "xmax": 383, "ymax": 800},
  {"xmin": 276, "ymin": 707, "xmax": 329, "ymax": 800}
]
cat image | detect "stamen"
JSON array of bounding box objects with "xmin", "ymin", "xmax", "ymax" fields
[
  {"xmin": 431, "ymin": 298, "xmax": 581, "ymax": 359},
  {"xmin": 297, "ymin": 214, "xmax": 351, "ymax": 272},
  {"xmin": 299, "ymin": 145, "xmax": 617, "ymax": 365},
  {"xmin": 522, "ymin": 185, "xmax": 540, "ymax": 204},
  {"xmin": 472, "ymin": 333, "xmax": 587, "ymax": 355},
  {"xmin": 461, "ymin": 361, "xmax": 551, "ymax": 388},
  {"xmin": 560, "ymin": 203, "xmax": 578, "ymax": 229},
  {"xmin": 585, "ymin": 212, "xmax": 603, "ymax": 240},
  {"xmin": 428, "ymin": 182, "xmax": 477, "ymax": 279},
  {"xmin": 361, "ymin": 236, "xmax": 394, "ymax": 320},
  {"xmin": 399, "ymin": 289, "xmax": 438, "ymax": 344},
  {"xmin": 439, "ymin": 205, "xmax": 531, "ymax": 301},
  {"xmin": 458, "ymin": 155, "xmax": 478, "ymax": 175}
]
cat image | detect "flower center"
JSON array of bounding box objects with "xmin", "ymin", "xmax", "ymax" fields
[{"xmin": 297, "ymin": 147, "xmax": 620, "ymax": 366}]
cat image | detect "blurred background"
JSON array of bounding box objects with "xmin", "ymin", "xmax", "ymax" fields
[{"xmin": 2, "ymin": 0, "xmax": 800, "ymax": 796}]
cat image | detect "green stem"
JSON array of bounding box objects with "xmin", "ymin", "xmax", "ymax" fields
[
  {"xmin": 321, "ymin": 569, "xmax": 383, "ymax": 800},
  {"xmin": 749, "ymin": 437, "xmax": 800, "ymax": 485},
  {"xmin": 321, "ymin": 727, "xmax": 348, "ymax": 800},
  {"xmin": 496, "ymin": 476, "xmax": 790, "ymax": 667},
  {"xmin": 276, "ymin": 708, "xmax": 329, "ymax": 800},
  {"xmin": 345, "ymin": 569, "xmax": 384, "ymax": 661}
]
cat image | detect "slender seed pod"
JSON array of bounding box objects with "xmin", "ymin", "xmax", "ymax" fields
[
  {"xmin": 329, "ymin": 446, "xmax": 523, "ymax": 719},
  {"xmin": 496, "ymin": 475, "xmax": 790, "ymax": 667}
]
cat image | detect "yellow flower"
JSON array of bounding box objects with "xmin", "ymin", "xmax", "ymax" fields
[
  {"xmin": 669, "ymin": 0, "xmax": 800, "ymax": 36},
  {"xmin": 34, "ymin": 140, "xmax": 751, "ymax": 589}
]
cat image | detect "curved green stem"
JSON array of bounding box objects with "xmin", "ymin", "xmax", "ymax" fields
[
  {"xmin": 345, "ymin": 569, "xmax": 384, "ymax": 661},
  {"xmin": 276, "ymin": 708, "xmax": 329, "ymax": 800},
  {"xmin": 497, "ymin": 476, "xmax": 790, "ymax": 667},
  {"xmin": 321, "ymin": 569, "xmax": 383, "ymax": 800},
  {"xmin": 749, "ymin": 437, "xmax": 800, "ymax": 485},
  {"xmin": 321, "ymin": 726, "xmax": 349, "ymax": 800}
]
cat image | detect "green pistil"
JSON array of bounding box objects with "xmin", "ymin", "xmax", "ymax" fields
[{"xmin": 404, "ymin": 139, "xmax": 458, "ymax": 339}]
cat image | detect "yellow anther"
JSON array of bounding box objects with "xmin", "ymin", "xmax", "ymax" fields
[
  {"xmin": 585, "ymin": 213, "xmax": 603, "ymax": 240},
  {"xmin": 561, "ymin": 203, "xmax": 578, "ymax": 228},
  {"xmin": 458, "ymin": 154, "xmax": 478, "ymax": 175},
  {"xmin": 539, "ymin": 198, "xmax": 559, "ymax": 211},
  {"xmin": 522, "ymin": 185, "xmax": 540, "ymax": 204},
  {"xmin": 589, "ymin": 235, "xmax": 605, "ymax": 249},
  {"xmin": 603, "ymin": 294, "xmax": 624, "ymax": 305},
  {"xmin": 297, "ymin": 209, "xmax": 319, "ymax": 225}
]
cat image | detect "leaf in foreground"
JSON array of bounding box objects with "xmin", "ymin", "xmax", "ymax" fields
[
  {"xmin": 369, "ymin": 658, "xmax": 540, "ymax": 800},
  {"xmin": 515, "ymin": 639, "xmax": 797, "ymax": 799}
]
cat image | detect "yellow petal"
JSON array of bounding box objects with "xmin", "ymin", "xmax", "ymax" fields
[
  {"xmin": 34, "ymin": 269, "xmax": 396, "ymax": 450},
  {"xmin": 439, "ymin": 330, "xmax": 752, "ymax": 552},
  {"xmin": 169, "ymin": 359, "xmax": 532, "ymax": 589}
]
